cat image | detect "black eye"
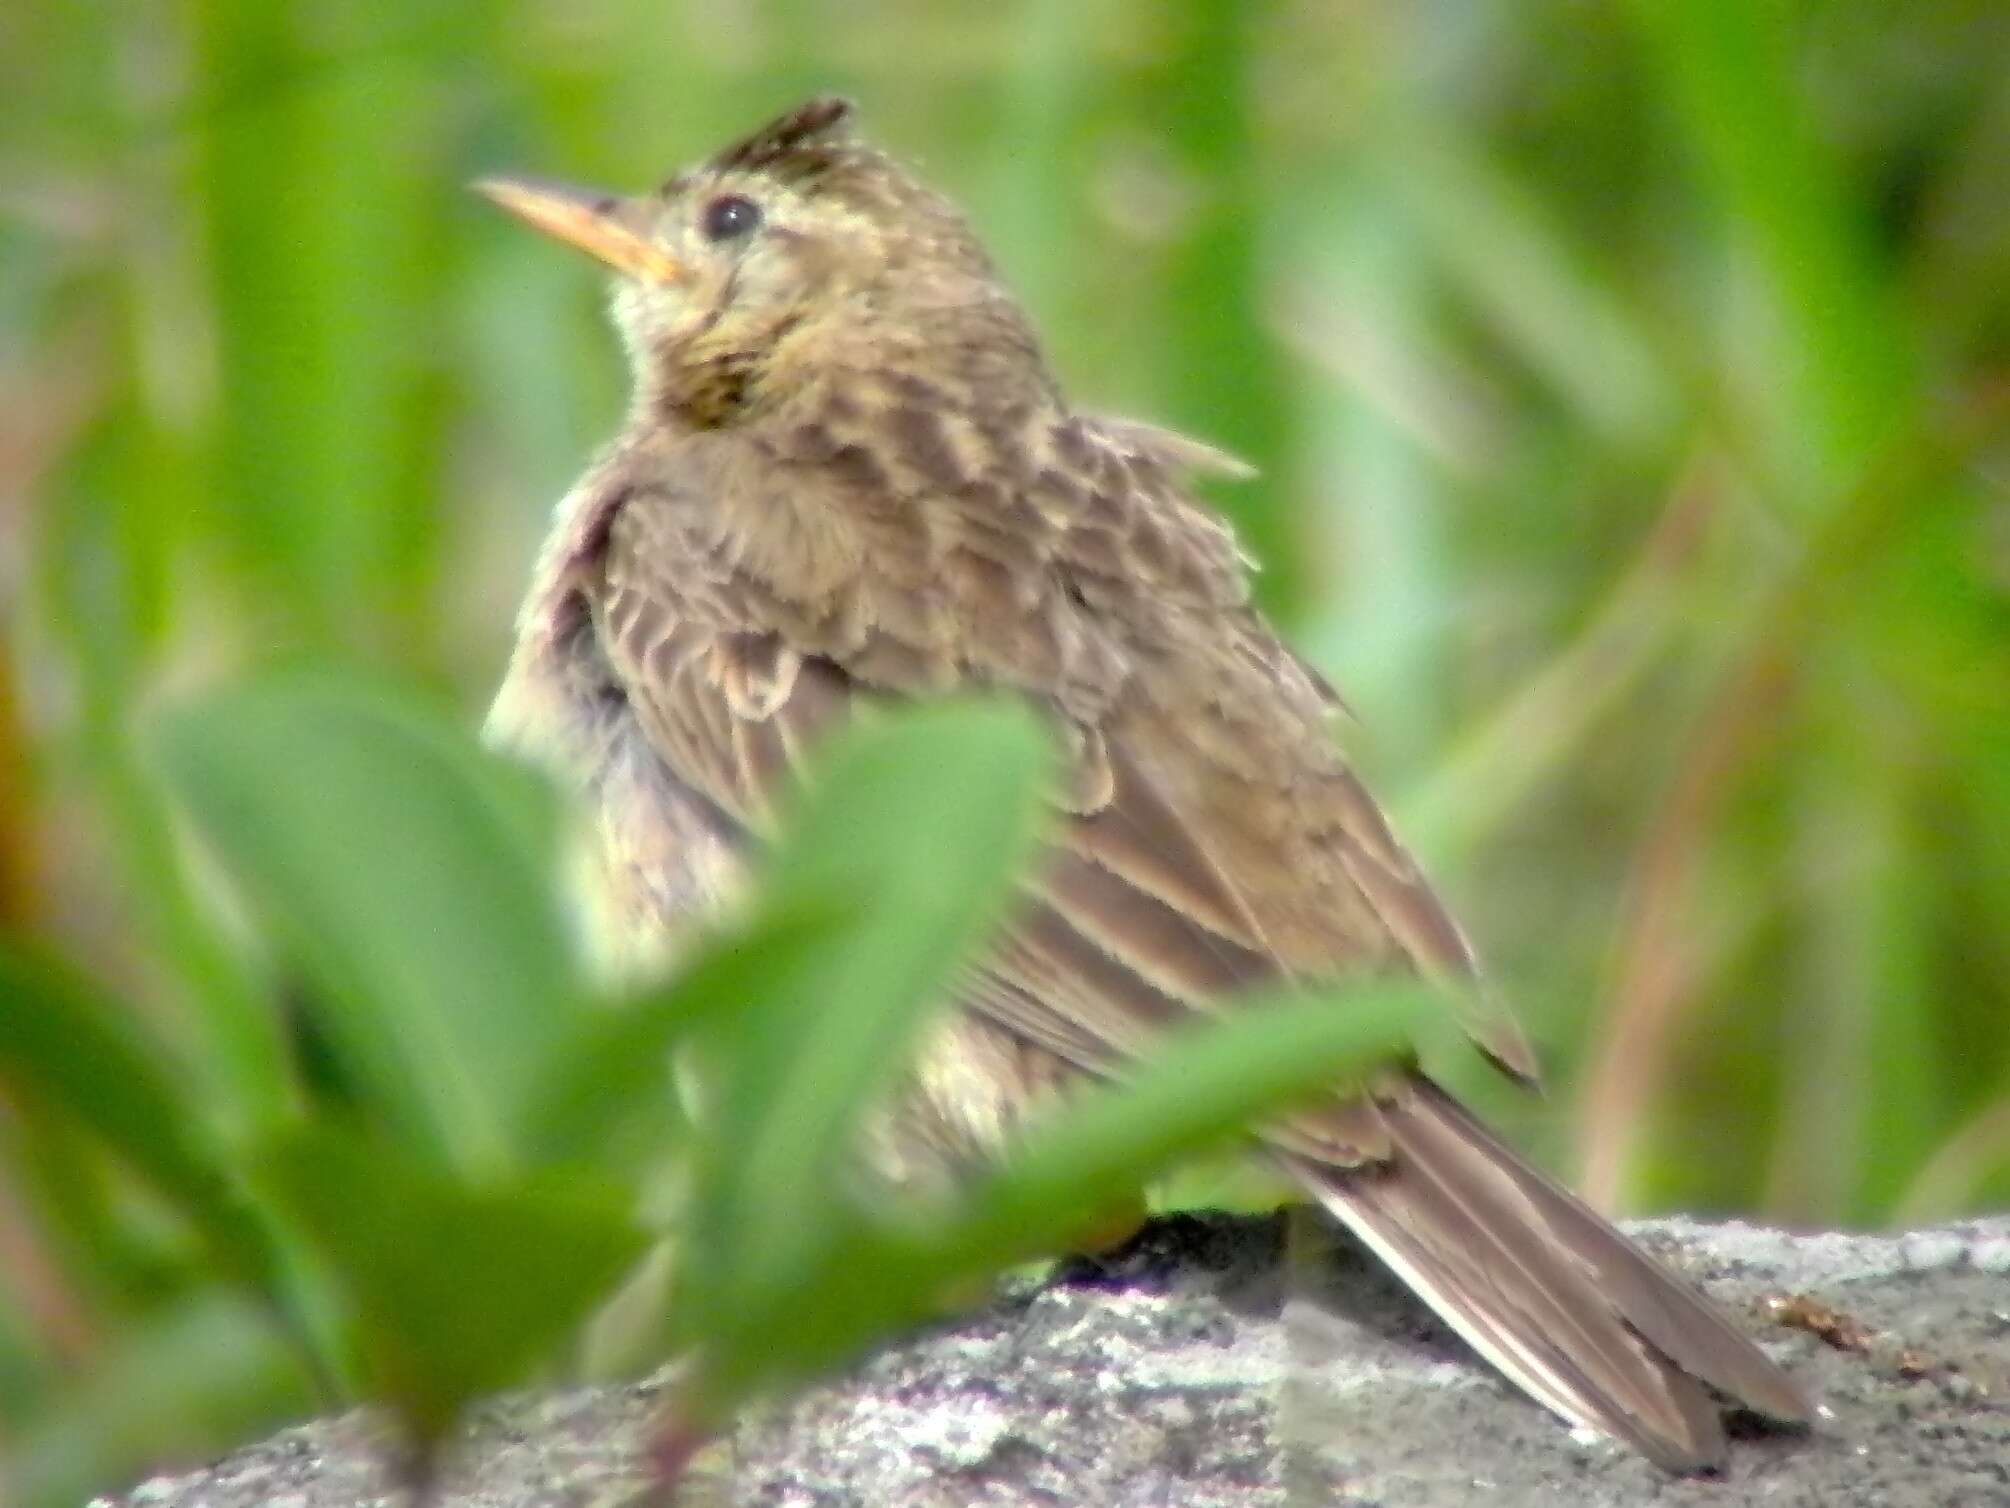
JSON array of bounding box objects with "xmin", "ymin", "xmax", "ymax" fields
[{"xmin": 702, "ymin": 194, "xmax": 762, "ymax": 242}]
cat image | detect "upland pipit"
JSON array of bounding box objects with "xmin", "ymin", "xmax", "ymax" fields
[{"xmin": 480, "ymin": 98, "xmax": 1809, "ymax": 1470}]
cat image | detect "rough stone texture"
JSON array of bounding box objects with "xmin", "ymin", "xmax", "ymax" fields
[{"xmin": 104, "ymin": 1213, "xmax": 2010, "ymax": 1507}]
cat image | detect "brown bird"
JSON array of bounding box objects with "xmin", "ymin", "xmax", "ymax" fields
[{"xmin": 479, "ymin": 97, "xmax": 1810, "ymax": 1471}]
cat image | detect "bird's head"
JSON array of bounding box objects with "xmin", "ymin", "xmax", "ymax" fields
[{"xmin": 479, "ymin": 97, "xmax": 1050, "ymax": 429}]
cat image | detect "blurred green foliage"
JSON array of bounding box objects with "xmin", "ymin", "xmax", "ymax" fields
[
  {"xmin": 0, "ymin": 679, "xmax": 1445, "ymax": 1502},
  {"xmin": 1, "ymin": 0, "xmax": 2007, "ymax": 1497}
]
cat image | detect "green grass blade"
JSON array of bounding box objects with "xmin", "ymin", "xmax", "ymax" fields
[
  {"xmin": 1371, "ymin": 127, "xmax": 1675, "ymax": 451},
  {"xmin": 1130, "ymin": 0, "xmax": 1304, "ymax": 619},
  {"xmin": 1633, "ymin": 0, "xmax": 1916, "ymax": 488},
  {"xmin": 187, "ymin": 1, "xmax": 457, "ymax": 648}
]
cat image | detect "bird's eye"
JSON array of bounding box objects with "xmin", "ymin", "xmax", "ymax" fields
[{"xmin": 702, "ymin": 194, "xmax": 762, "ymax": 242}]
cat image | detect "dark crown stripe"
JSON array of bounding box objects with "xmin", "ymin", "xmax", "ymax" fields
[{"xmin": 710, "ymin": 96, "xmax": 857, "ymax": 176}]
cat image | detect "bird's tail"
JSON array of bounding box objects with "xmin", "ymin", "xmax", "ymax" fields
[{"xmin": 1278, "ymin": 1078, "xmax": 1811, "ymax": 1472}]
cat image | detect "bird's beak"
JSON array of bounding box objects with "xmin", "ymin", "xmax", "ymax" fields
[{"xmin": 475, "ymin": 175, "xmax": 684, "ymax": 284}]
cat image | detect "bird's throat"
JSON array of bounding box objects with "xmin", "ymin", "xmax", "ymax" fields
[{"xmin": 646, "ymin": 308, "xmax": 809, "ymax": 430}]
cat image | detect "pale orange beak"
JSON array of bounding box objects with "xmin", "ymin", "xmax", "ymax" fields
[{"xmin": 475, "ymin": 175, "xmax": 684, "ymax": 284}]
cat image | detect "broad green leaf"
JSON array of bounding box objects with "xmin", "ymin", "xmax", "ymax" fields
[
  {"xmin": 686, "ymin": 980, "xmax": 1442, "ymax": 1414},
  {"xmin": 0, "ymin": 947, "xmax": 277, "ymax": 1292},
  {"xmin": 257, "ymin": 1121, "xmax": 645, "ymax": 1442},
  {"xmin": 684, "ymin": 701, "xmax": 1050, "ymax": 1322},
  {"xmin": 154, "ymin": 674, "xmax": 575, "ymax": 1175},
  {"xmin": 9, "ymin": 1295, "xmax": 311, "ymax": 1508},
  {"xmin": 524, "ymin": 895, "xmax": 853, "ymax": 1166},
  {"xmin": 39, "ymin": 419, "xmax": 293, "ymax": 1138},
  {"xmin": 950, "ymin": 982, "xmax": 1445, "ymax": 1260}
]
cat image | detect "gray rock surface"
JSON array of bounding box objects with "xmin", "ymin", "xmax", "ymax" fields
[{"xmin": 105, "ymin": 1213, "xmax": 2010, "ymax": 1507}]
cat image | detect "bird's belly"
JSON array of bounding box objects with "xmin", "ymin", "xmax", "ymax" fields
[
  {"xmin": 588, "ymin": 731, "xmax": 1079, "ymax": 1188},
  {"xmin": 489, "ymin": 632, "xmax": 747, "ymax": 978},
  {"xmin": 577, "ymin": 721, "xmax": 748, "ymax": 976},
  {"xmin": 863, "ymin": 1007, "xmax": 1082, "ymax": 1192}
]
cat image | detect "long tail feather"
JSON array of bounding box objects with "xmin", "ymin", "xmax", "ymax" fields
[{"xmin": 1279, "ymin": 1079, "xmax": 1810, "ymax": 1472}]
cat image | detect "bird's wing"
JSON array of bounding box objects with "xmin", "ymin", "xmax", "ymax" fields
[{"xmin": 586, "ymin": 409, "xmax": 1533, "ymax": 1115}]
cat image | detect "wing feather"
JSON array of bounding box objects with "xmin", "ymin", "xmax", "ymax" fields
[{"xmin": 587, "ymin": 410, "xmax": 1530, "ymax": 1133}]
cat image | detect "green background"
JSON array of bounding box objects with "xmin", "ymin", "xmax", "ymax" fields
[{"xmin": 2, "ymin": 0, "xmax": 2008, "ymax": 1478}]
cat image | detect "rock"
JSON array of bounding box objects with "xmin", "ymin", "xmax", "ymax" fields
[{"xmin": 101, "ymin": 1214, "xmax": 2010, "ymax": 1507}]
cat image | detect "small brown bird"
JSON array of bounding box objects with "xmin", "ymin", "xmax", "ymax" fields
[{"xmin": 480, "ymin": 98, "xmax": 1810, "ymax": 1470}]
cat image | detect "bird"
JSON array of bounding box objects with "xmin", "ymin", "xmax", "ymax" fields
[{"xmin": 477, "ymin": 96, "xmax": 1811, "ymax": 1472}]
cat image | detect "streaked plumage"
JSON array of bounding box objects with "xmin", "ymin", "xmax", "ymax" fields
[{"xmin": 481, "ymin": 97, "xmax": 1810, "ymax": 1470}]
